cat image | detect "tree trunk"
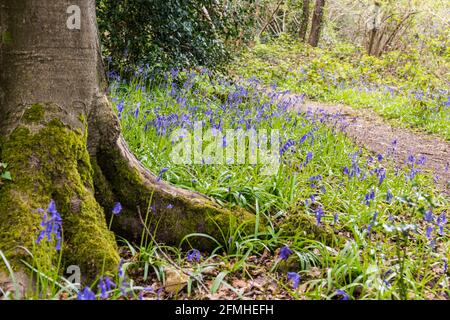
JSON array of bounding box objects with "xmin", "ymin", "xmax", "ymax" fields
[
  {"xmin": 308, "ymin": 0, "xmax": 325, "ymax": 47},
  {"xmin": 0, "ymin": 0, "xmax": 254, "ymax": 290},
  {"xmin": 299, "ymin": 0, "xmax": 310, "ymax": 42}
]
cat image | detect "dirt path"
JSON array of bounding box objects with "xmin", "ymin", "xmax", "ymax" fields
[{"xmin": 280, "ymin": 93, "xmax": 450, "ymax": 195}]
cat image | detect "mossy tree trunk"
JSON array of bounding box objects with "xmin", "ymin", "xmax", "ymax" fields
[{"xmin": 0, "ymin": 0, "xmax": 254, "ymax": 290}]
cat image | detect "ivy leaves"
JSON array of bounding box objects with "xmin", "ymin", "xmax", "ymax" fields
[{"xmin": 0, "ymin": 162, "xmax": 11, "ymax": 183}]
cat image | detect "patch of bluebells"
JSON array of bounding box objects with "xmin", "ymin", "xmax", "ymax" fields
[
  {"xmin": 36, "ymin": 200, "xmax": 62, "ymax": 251},
  {"xmin": 279, "ymin": 245, "xmax": 293, "ymax": 261}
]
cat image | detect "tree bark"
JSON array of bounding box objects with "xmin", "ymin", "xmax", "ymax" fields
[
  {"xmin": 308, "ymin": 0, "xmax": 325, "ymax": 47},
  {"xmin": 299, "ymin": 0, "xmax": 310, "ymax": 42},
  {"xmin": 0, "ymin": 0, "xmax": 254, "ymax": 290}
]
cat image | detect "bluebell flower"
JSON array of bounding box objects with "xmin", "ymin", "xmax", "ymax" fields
[
  {"xmin": 116, "ymin": 100, "xmax": 124, "ymax": 118},
  {"xmin": 187, "ymin": 249, "xmax": 201, "ymax": 262},
  {"xmin": 287, "ymin": 272, "xmax": 301, "ymax": 289},
  {"xmin": 364, "ymin": 190, "xmax": 375, "ymax": 206},
  {"xmin": 166, "ymin": 204, "xmax": 174, "ymax": 209},
  {"xmin": 424, "ymin": 208, "xmax": 434, "ymax": 223},
  {"xmin": 426, "ymin": 226, "xmax": 433, "ymax": 239},
  {"xmin": 117, "ymin": 258, "xmax": 125, "ymax": 277},
  {"xmin": 314, "ymin": 206, "xmax": 324, "ymax": 225},
  {"xmin": 375, "ymin": 167, "xmax": 386, "ymax": 185},
  {"xmin": 98, "ymin": 276, "xmax": 116, "ymax": 299},
  {"xmin": 343, "ymin": 166, "xmax": 350, "ymax": 175},
  {"xmin": 279, "ymin": 245, "xmax": 293, "ymax": 261},
  {"xmin": 77, "ymin": 286, "xmax": 96, "ymax": 300},
  {"xmin": 112, "ymin": 202, "xmax": 122, "ymax": 215},
  {"xmin": 138, "ymin": 287, "xmax": 154, "ymax": 300},
  {"xmin": 36, "ymin": 200, "xmax": 63, "ymax": 251},
  {"xmin": 386, "ymin": 189, "xmax": 393, "ymax": 203},
  {"xmin": 367, "ymin": 212, "xmax": 378, "ymax": 233},
  {"xmin": 333, "ymin": 213, "xmax": 339, "ymax": 224},
  {"xmin": 157, "ymin": 167, "xmax": 169, "ymax": 181},
  {"xmin": 437, "ymin": 212, "xmax": 447, "ymax": 236}
]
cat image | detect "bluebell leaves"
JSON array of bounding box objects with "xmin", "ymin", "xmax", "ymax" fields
[{"xmin": 36, "ymin": 200, "xmax": 63, "ymax": 251}]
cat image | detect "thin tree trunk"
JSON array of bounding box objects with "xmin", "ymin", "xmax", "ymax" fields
[
  {"xmin": 308, "ymin": 0, "xmax": 326, "ymax": 47},
  {"xmin": 0, "ymin": 0, "xmax": 254, "ymax": 292},
  {"xmin": 299, "ymin": 0, "xmax": 310, "ymax": 42}
]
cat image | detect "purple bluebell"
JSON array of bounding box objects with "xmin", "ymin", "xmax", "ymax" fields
[
  {"xmin": 112, "ymin": 202, "xmax": 122, "ymax": 215},
  {"xmin": 386, "ymin": 189, "xmax": 393, "ymax": 203},
  {"xmin": 367, "ymin": 212, "xmax": 378, "ymax": 233},
  {"xmin": 166, "ymin": 204, "xmax": 174, "ymax": 209},
  {"xmin": 426, "ymin": 226, "xmax": 433, "ymax": 239},
  {"xmin": 314, "ymin": 206, "xmax": 324, "ymax": 225},
  {"xmin": 36, "ymin": 200, "xmax": 63, "ymax": 251},
  {"xmin": 187, "ymin": 249, "xmax": 201, "ymax": 262},
  {"xmin": 279, "ymin": 245, "xmax": 293, "ymax": 260},
  {"xmin": 424, "ymin": 209, "xmax": 434, "ymax": 223},
  {"xmin": 335, "ymin": 289, "xmax": 350, "ymax": 300},
  {"xmin": 364, "ymin": 190, "xmax": 375, "ymax": 206},
  {"xmin": 437, "ymin": 212, "xmax": 447, "ymax": 236},
  {"xmin": 98, "ymin": 276, "xmax": 116, "ymax": 299},
  {"xmin": 333, "ymin": 213, "xmax": 339, "ymax": 224},
  {"xmin": 77, "ymin": 286, "xmax": 96, "ymax": 300},
  {"xmin": 157, "ymin": 167, "xmax": 169, "ymax": 181}
]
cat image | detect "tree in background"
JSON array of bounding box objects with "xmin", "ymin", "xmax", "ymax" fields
[{"xmin": 308, "ymin": 0, "xmax": 326, "ymax": 47}]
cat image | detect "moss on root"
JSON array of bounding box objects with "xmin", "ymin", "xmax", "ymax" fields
[{"xmin": 0, "ymin": 117, "xmax": 119, "ymax": 281}]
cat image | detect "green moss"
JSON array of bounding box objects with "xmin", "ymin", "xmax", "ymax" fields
[
  {"xmin": 0, "ymin": 119, "xmax": 119, "ymax": 280},
  {"xmin": 279, "ymin": 211, "xmax": 337, "ymax": 246},
  {"xmin": 22, "ymin": 104, "xmax": 45, "ymax": 123}
]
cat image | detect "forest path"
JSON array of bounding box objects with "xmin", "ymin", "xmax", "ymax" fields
[{"xmin": 274, "ymin": 91, "xmax": 450, "ymax": 195}]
